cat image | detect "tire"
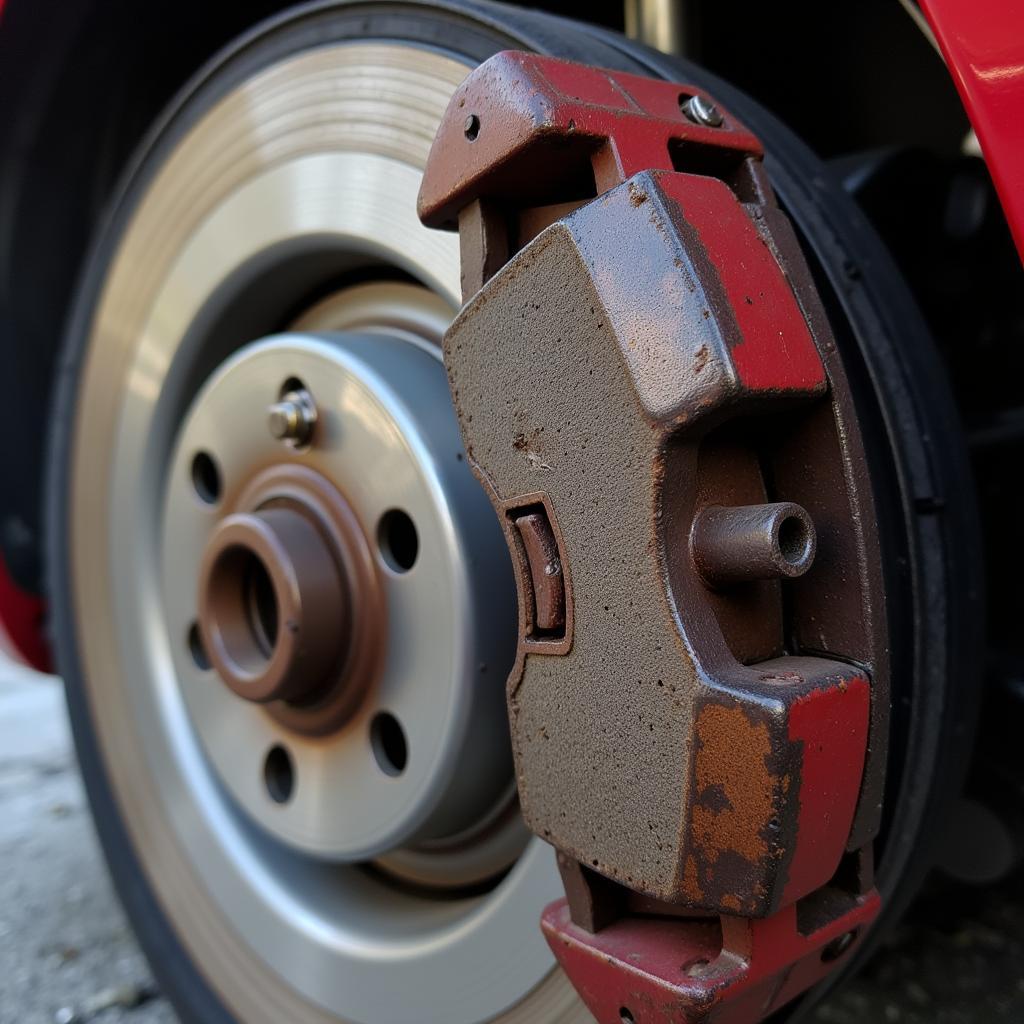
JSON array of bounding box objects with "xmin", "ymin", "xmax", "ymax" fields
[{"xmin": 47, "ymin": 2, "xmax": 980, "ymax": 1022}]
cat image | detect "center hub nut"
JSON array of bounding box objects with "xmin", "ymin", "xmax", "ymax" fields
[{"xmin": 198, "ymin": 507, "xmax": 350, "ymax": 706}]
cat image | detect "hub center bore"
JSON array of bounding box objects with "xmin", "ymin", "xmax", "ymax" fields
[
  {"xmin": 198, "ymin": 506, "xmax": 351, "ymax": 706},
  {"xmin": 197, "ymin": 460, "xmax": 388, "ymax": 739}
]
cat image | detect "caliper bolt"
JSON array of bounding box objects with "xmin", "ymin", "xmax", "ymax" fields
[
  {"xmin": 268, "ymin": 387, "xmax": 318, "ymax": 447},
  {"xmin": 682, "ymin": 93, "xmax": 724, "ymax": 127},
  {"xmin": 690, "ymin": 501, "xmax": 816, "ymax": 587}
]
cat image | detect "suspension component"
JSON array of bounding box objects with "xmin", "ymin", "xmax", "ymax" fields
[{"xmin": 420, "ymin": 51, "xmax": 888, "ymax": 1022}]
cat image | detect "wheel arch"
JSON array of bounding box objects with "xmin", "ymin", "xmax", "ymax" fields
[{"xmin": 0, "ymin": 0, "xmax": 304, "ymax": 605}]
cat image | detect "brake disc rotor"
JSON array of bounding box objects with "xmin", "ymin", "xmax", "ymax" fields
[{"xmin": 57, "ymin": 36, "xmax": 592, "ymax": 1024}]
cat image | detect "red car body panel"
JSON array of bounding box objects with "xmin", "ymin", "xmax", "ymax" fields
[
  {"xmin": 0, "ymin": 0, "xmax": 1022, "ymax": 670},
  {"xmin": 922, "ymin": 0, "xmax": 1024, "ymax": 261},
  {"xmin": 0, "ymin": 554, "xmax": 49, "ymax": 671}
]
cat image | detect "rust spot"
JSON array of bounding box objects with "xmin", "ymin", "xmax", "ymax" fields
[
  {"xmin": 629, "ymin": 181, "xmax": 649, "ymax": 206},
  {"xmin": 683, "ymin": 853, "xmax": 702, "ymax": 899},
  {"xmin": 693, "ymin": 344, "xmax": 709, "ymax": 374},
  {"xmin": 686, "ymin": 704, "xmax": 775, "ymax": 904}
]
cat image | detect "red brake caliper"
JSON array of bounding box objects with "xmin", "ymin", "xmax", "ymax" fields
[{"xmin": 418, "ymin": 52, "xmax": 887, "ymax": 1024}]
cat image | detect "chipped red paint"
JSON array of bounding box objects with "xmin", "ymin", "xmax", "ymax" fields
[
  {"xmin": 0, "ymin": 552, "xmax": 49, "ymax": 671},
  {"xmin": 657, "ymin": 173, "xmax": 824, "ymax": 393},
  {"xmin": 542, "ymin": 891, "xmax": 881, "ymax": 1024},
  {"xmin": 780, "ymin": 675, "xmax": 871, "ymax": 906},
  {"xmin": 418, "ymin": 50, "xmax": 763, "ymax": 229}
]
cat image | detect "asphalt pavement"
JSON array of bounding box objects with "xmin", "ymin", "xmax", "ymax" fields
[
  {"xmin": 0, "ymin": 660, "xmax": 173, "ymax": 1024},
  {"xmin": 1, "ymin": 657, "xmax": 1022, "ymax": 1024}
]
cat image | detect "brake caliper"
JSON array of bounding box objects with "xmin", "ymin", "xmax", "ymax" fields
[{"xmin": 419, "ymin": 52, "xmax": 887, "ymax": 1023}]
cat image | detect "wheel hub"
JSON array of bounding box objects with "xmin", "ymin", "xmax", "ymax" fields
[
  {"xmin": 163, "ymin": 331, "xmax": 518, "ymax": 861},
  {"xmin": 197, "ymin": 461, "xmax": 385, "ymax": 734}
]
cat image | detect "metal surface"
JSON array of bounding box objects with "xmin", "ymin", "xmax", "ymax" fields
[
  {"xmin": 542, "ymin": 891, "xmax": 881, "ymax": 1024},
  {"xmin": 690, "ymin": 503, "xmax": 817, "ymax": 586},
  {"xmin": 62, "ymin": 40, "xmax": 590, "ymax": 1024},
  {"xmin": 624, "ymin": 0, "xmax": 688, "ymax": 55},
  {"xmin": 164, "ymin": 331, "xmax": 515, "ymax": 858},
  {"xmin": 922, "ymin": 0, "xmax": 1024, "ymax": 261},
  {"xmin": 267, "ymin": 387, "xmax": 318, "ymax": 446},
  {"xmin": 198, "ymin": 506, "xmax": 354, "ymax": 705},
  {"xmin": 683, "ymin": 93, "xmax": 724, "ymax": 127},
  {"xmin": 420, "ymin": 51, "xmax": 888, "ymax": 1021}
]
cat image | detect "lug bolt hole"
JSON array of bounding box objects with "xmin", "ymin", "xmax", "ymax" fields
[
  {"xmin": 619, "ymin": 1009, "xmax": 635, "ymax": 1024},
  {"xmin": 371, "ymin": 712, "xmax": 408, "ymax": 776},
  {"xmin": 191, "ymin": 451, "xmax": 222, "ymax": 505},
  {"xmin": 188, "ymin": 622, "xmax": 210, "ymax": 670},
  {"xmin": 264, "ymin": 744, "xmax": 295, "ymax": 804},
  {"xmin": 377, "ymin": 509, "xmax": 419, "ymax": 572},
  {"xmin": 463, "ymin": 114, "xmax": 481, "ymax": 141}
]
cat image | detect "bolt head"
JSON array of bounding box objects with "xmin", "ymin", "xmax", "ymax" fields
[
  {"xmin": 268, "ymin": 404, "xmax": 298, "ymax": 440},
  {"xmin": 683, "ymin": 94, "xmax": 724, "ymax": 128},
  {"xmin": 267, "ymin": 389, "xmax": 317, "ymax": 446}
]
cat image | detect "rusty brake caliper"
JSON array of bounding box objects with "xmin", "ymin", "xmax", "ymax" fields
[{"xmin": 418, "ymin": 52, "xmax": 888, "ymax": 1024}]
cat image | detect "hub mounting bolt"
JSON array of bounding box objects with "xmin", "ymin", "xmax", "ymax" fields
[
  {"xmin": 268, "ymin": 387, "xmax": 318, "ymax": 447},
  {"xmin": 682, "ymin": 94, "xmax": 724, "ymax": 127}
]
